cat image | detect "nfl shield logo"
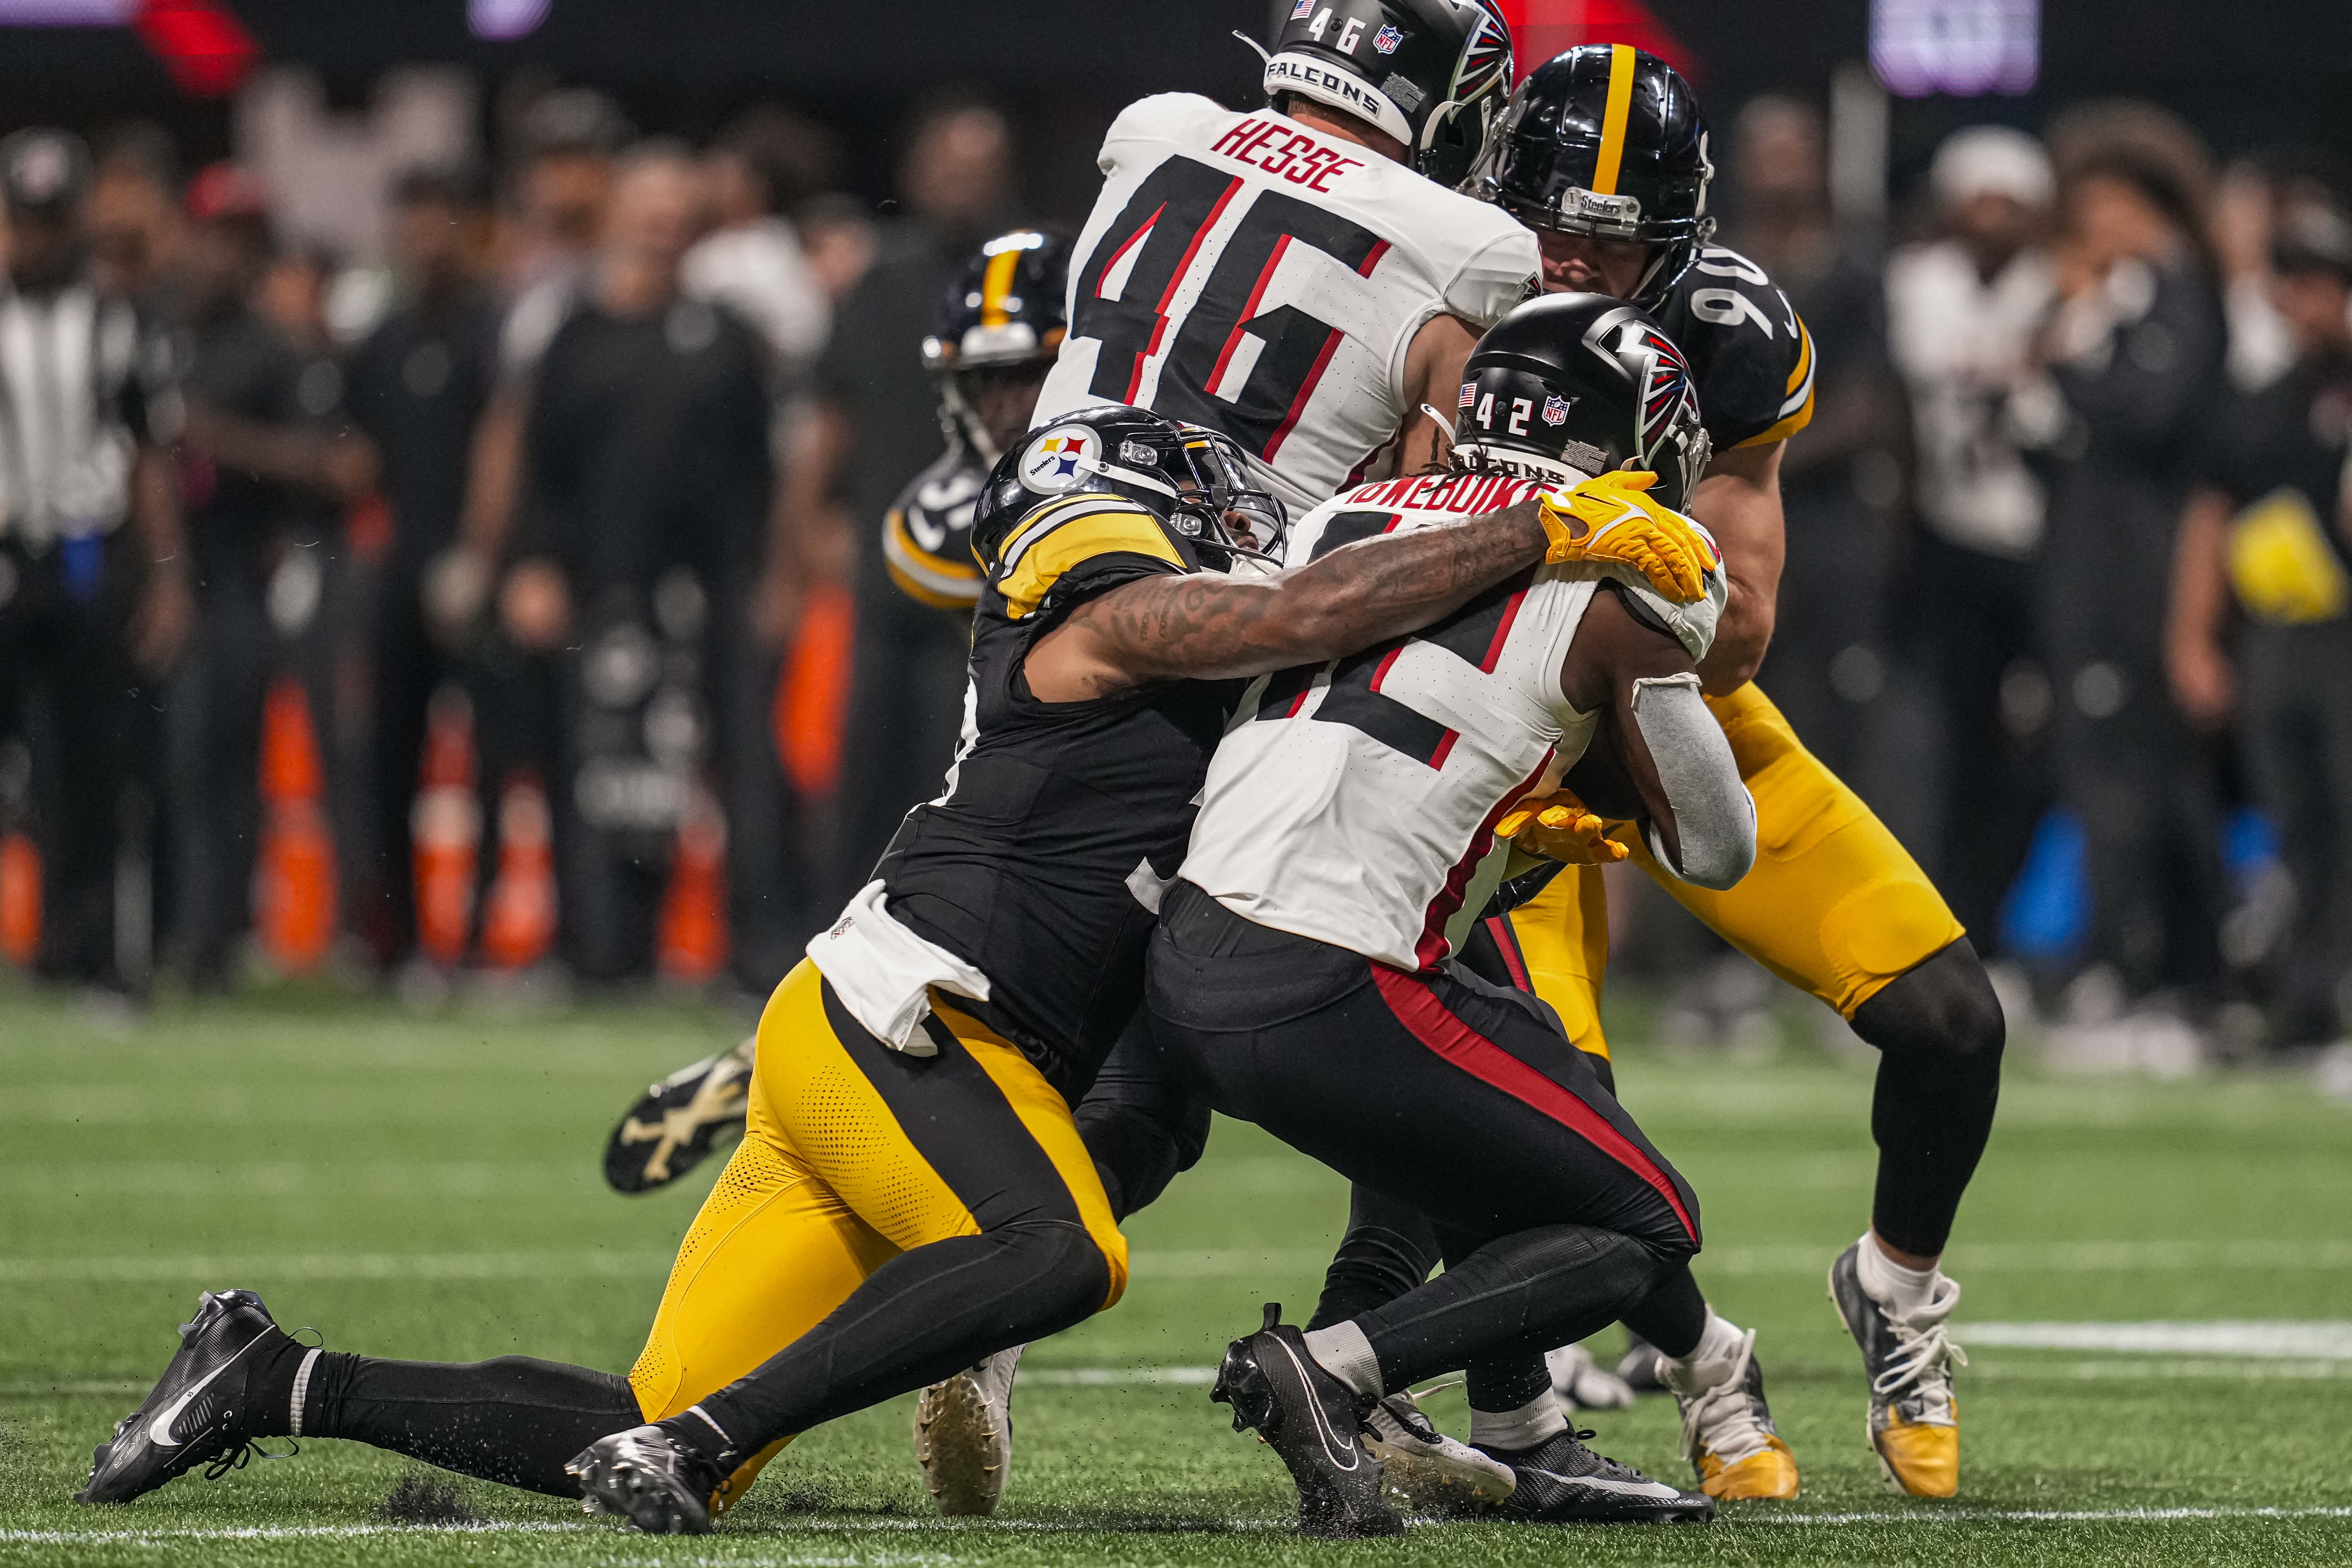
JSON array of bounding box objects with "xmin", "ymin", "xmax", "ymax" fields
[
  {"xmin": 1542, "ymin": 394, "xmax": 1569, "ymax": 426},
  {"xmin": 1373, "ymin": 22, "xmax": 1403, "ymax": 52},
  {"xmin": 1459, "ymin": 381, "xmax": 1477, "ymax": 407},
  {"xmin": 1290, "ymin": 0, "xmax": 1313, "ymax": 17}
]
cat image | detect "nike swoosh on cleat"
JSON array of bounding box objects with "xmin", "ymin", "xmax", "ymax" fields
[
  {"xmin": 145, "ymin": 1331, "xmax": 267, "ymax": 1447},
  {"xmin": 1524, "ymin": 1468, "xmax": 1684, "ymax": 1500},
  {"xmin": 1268, "ymin": 1338, "xmax": 1360, "ymax": 1473}
]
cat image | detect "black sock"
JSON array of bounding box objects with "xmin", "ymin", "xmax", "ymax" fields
[
  {"xmin": 1852, "ymin": 940, "xmax": 2006, "ymax": 1257},
  {"xmin": 1463, "ymin": 1347, "xmax": 1552, "ymax": 1415},
  {"xmin": 1308, "ymin": 1186, "xmax": 1441, "ymax": 1331},
  {"xmin": 1352, "ymin": 1222, "xmax": 1671, "ymax": 1394},
  {"xmin": 691, "ymin": 1220, "xmax": 1109, "ymax": 1453},
  {"xmin": 1617, "ymin": 1261, "xmax": 1707, "ymax": 1359},
  {"xmin": 299, "ymin": 1353, "xmax": 641, "ymax": 1496}
]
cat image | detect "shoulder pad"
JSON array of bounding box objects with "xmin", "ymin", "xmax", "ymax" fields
[
  {"xmin": 1661, "ymin": 247, "xmax": 1816, "ymax": 450},
  {"xmin": 989, "ymin": 494, "xmax": 1187, "ymax": 621},
  {"xmin": 884, "ymin": 452, "xmax": 990, "ymax": 611}
]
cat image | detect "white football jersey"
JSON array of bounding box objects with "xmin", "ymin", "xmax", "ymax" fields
[
  {"xmin": 1034, "ymin": 94, "xmax": 1538, "ymax": 516},
  {"xmin": 1179, "ymin": 469, "xmax": 1721, "ymax": 973}
]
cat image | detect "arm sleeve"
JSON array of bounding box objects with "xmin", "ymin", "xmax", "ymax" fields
[{"xmin": 1630, "ymin": 672, "xmax": 1754, "ymax": 890}]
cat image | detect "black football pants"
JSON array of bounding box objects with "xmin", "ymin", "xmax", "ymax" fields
[{"xmin": 1144, "ymin": 881, "xmax": 1698, "ymax": 1405}]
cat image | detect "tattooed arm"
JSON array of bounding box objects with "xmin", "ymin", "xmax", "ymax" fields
[{"xmin": 1023, "ymin": 499, "xmax": 1547, "ymax": 702}]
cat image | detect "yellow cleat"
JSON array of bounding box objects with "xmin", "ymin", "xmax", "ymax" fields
[
  {"xmin": 1698, "ymin": 1432, "xmax": 1801, "ymax": 1500},
  {"xmin": 1664, "ymin": 1322, "xmax": 1802, "ymax": 1501},
  {"xmin": 1829, "ymin": 1241, "xmax": 1966, "ymax": 1499},
  {"xmin": 1870, "ymin": 1401, "xmax": 1959, "ymax": 1498}
]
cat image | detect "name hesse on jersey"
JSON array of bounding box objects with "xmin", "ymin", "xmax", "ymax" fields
[{"xmin": 1209, "ymin": 117, "xmax": 1367, "ymax": 194}]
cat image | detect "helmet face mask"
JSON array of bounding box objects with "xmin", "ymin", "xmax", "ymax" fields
[{"xmin": 1477, "ymin": 45, "xmax": 1717, "ymax": 309}]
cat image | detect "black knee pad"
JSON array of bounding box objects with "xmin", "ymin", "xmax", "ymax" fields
[{"xmin": 1851, "ymin": 937, "xmax": 2006, "ymax": 1064}]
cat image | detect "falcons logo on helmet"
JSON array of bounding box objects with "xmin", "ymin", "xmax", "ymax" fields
[
  {"xmin": 1452, "ymin": 0, "xmax": 1515, "ymax": 101},
  {"xmin": 1632, "ymin": 326, "xmax": 1698, "ymax": 460}
]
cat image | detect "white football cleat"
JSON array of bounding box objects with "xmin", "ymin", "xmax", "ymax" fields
[
  {"xmin": 1361, "ymin": 1390, "xmax": 1517, "ymax": 1516},
  {"xmin": 914, "ymin": 1345, "xmax": 1023, "ymax": 1516},
  {"xmin": 1545, "ymin": 1343, "xmax": 1637, "ymax": 1410}
]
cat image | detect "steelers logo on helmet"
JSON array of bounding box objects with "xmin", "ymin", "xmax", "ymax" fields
[{"xmin": 1020, "ymin": 424, "xmax": 1101, "ymax": 494}]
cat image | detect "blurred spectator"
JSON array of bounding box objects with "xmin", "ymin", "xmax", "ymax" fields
[
  {"xmin": 85, "ymin": 121, "xmax": 185, "ymax": 314},
  {"xmin": 682, "ymin": 106, "xmax": 835, "ymax": 382},
  {"xmin": 1886, "ymin": 126, "xmax": 2059, "ymax": 953},
  {"xmin": 0, "ymin": 127, "xmax": 189, "ymax": 996},
  {"xmin": 499, "ymin": 86, "xmax": 632, "ymax": 298},
  {"xmin": 2215, "ymin": 159, "xmax": 2297, "ymax": 393},
  {"xmin": 500, "ymin": 142, "xmax": 778, "ymax": 983},
  {"xmin": 343, "ymin": 166, "xmax": 503, "ymax": 973},
  {"xmin": 794, "ymin": 192, "xmax": 880, "ymax": 305},
  {"xmin": 2169, "ymin": 202, "xmax": 2352, "ymax": 1044},
  {"xmin": 2031, "ymin": 106, "xmax": 2229, "ymax": 1013},
  {"xmin": 780, "ymin": 95, "xmax": 1017, "ymax": 909},
  {"xmin": 168, "ymin": 163, "xmax": 377, "ymax": 986},
  {"xmin": 1723, "ymin": 97, "xmax": 1909, "ymax": 802}
]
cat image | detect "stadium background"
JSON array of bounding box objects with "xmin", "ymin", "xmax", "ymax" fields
[{"xmin": 5, "ymin": 2, "xmax": 2352, "ymax": 1564}]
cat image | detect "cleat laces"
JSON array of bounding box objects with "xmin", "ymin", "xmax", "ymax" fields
[
  {"xmin": 1677, "ymin": 1328, "xmax": 1770, "ymax": 1467},
  {"xmin": 1871, "ymin": 1278, "xmax": 1967, "ymax": 1408}
]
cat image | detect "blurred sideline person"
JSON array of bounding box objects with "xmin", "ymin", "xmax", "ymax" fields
[
  {"xmin": 2033, "ymin": 107, "xmax": 2229, "ymax": 1020},
  {"xmin": 75, "ymin": 404, "xmax": 1695, "ymax": 1534},
  {"xmin": 1886, "ymin": 127, "xmax": 2059, "ymax": 956},
  {"xmin": 1303, "ymin": 45, "xmax": 2007, "ymax": 1503},
  {"xmin": 1720, "ymin": 97, "xmax": 1908, "ymax": 802},
  {"xmin": 781, "ymin": 96, "xmax": 1022, "ymax": 912},
  {"xmin": 2168, "ymin": 203, "xmax": 2352, "ymax": 1047},
  {"xmin": 0, "ymin": 128, "xmax": 189, "ymax": 996},
  {"xmin": 683, "ymin": 107, "xmax": 834, "ymax": 385},
  {"xmin": 168, "ymin": 164, "xmax": 377, "ymax": 987},
  {"xmin": 599, "ymin": 229, "xmax": 1072, "ymax": 1196},
  {"xmin": 342, "ymin": 167, "xmax": 502, "ymax": 973},
  {"xmin": 495, "ymin": 144, "xmax": 777, "ymax": 983}
]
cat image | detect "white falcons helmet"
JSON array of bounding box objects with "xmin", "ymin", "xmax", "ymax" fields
[{"xmin": 1258, "ymin": 0, "xmax": 1515, "ymax": 189}]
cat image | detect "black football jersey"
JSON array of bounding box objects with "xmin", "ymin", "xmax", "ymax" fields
[
  {"xmin": 1654, "ymin": 244, "xmax": 1817, "ymax": 452},
  {"xmin": 881, "ymin": 440, "xmax": 988, "ymax": 611},
  {"xmin": 875, "ymin": 491, "xmax": 1243, "ymax": 1093}
]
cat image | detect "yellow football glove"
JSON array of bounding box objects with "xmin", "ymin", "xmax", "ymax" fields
[
  {"xmin": 1536, "ymin": 470, "xmax": 1718, "ymax": 603},
  {"xmin": 1496, "ymin": 787, "xmax": 1630, "ymax": 866}
]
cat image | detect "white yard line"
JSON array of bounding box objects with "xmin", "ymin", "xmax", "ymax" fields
[{"xmin": 1961, "ymin": 1320, "xmax": 2352, "ymax": 1357}]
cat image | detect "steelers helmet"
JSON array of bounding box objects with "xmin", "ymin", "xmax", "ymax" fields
[
  {"xmin": 1259, "ymin": 0, "xmax": 1515, "ymax": 190},
  {"xmin": 923, "ymin": 229, "xmax": 1073, "ymax": 462},
  {"xmin": 1478, "ymin": 45, "xmax": 1716, "ymax": 309},
  {"xmin": 973, "ymin": 404, "xmax": 1288, "ymax": 572},
  {"xmin": 1452, "ymin": 291, "xmax": 1711, "ymax": 512}
]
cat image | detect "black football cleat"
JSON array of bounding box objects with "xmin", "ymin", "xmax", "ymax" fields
[
  {"xmin": 78, "ymin": 1289, "xmax": 297, "ymax": 1504},
  {"xmin": 567, "ymin": 1425, "xmax": 730, "ymax": 1535},
  {"xmin": 1478, "ymin": 1423, "xmax": 1717, "ymax": 1524},
  {"xmin": 1211, "ymin": 1303, "xmax": 1403, "ymax": 1538},
  {"xmin": 604, "ymin": 1038, "xmax": 755, "ymax": 1193}
]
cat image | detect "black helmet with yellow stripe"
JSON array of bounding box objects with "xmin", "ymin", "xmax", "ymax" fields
[
  {"xmin": 924, "ymin": 229, "xmax": 1073, "ymax": 463},
  {"xmin": 1477, "ymin": 44, "xmax": 1715, "ymax": 310}
]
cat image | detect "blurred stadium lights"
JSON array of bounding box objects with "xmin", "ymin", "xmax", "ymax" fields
[
  {"xmin": 468, "ymin": 0, "xmax": 550, "ymax": 42},
  {"xmin": 0, "ymin": 0, "xmax": 255, "ymax": 95},
  {"xmin": 1870, "ymin": 0, "xmax": 2039, "ymax": 97}
]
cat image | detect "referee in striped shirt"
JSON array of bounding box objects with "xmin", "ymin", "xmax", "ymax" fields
[{"xmin": 0, "ymin": 128, "xmax": 190, "ymax": 996}]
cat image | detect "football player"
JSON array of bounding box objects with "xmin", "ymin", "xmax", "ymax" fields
[
  {"xmin": 1164, "ymin": 291, "xmax": 1737, "ymax": 1532},
  {"xmin": 598, "ymin": 230, "xmax": 1075, "ymax": 1201},
  {"xmin": 1311, "ymin": 44, "xmax": 2002, "ymax": 1502},
  {"xmin": 78, "ymin": 404, "xmax": 1710, "ymax": 1534}
]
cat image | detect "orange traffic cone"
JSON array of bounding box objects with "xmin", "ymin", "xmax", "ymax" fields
[
  {"xmin": 410, "ymin": 685, "xmax": 480, "ymax": 966},
  {"xmin": 252, "ymin": 676, "xmax": 336, "ymax": 973},
  {"xmin": 0, "ymin": 832, "xmax": 39, "ymax": 967},
  {"xmin": 478, "ymin": 771, "xmax": 556, "ymax": 970},
  {"xmin": 657, "ymin": 782, "xmax": 728, "ymax": 983},
  {"xmin": 775, "ymin": 581, "xmax": 854, "ymax": 799}
]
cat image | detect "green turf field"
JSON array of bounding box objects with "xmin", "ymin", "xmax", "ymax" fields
[{"xmin": 4, "ymin": 979, "xmax": 2350, "ymax": 1567}]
